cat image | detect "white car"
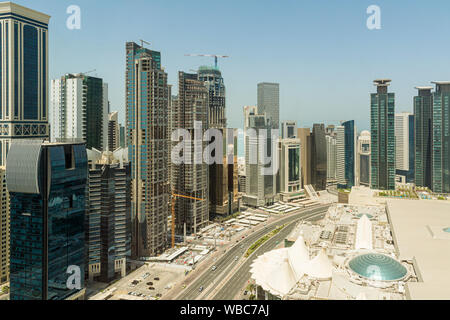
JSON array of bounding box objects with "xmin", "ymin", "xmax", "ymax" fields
[{"xmin": 211, "ymin": 266, "xmax": 217, "ymax": 271}]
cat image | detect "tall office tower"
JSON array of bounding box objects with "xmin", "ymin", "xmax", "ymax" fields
[
  {"xmin": 6, "ymin": 140, "xmax": 87, "ymax": 300},
  {"xmin": 278, "ymin": 138, "xmax": 303, "ymax": 202},
  {"xmin": 243, "ymin": 113, "xmax": 277, "ymax": 207},
  {"xmin": 198, "ymin": 66, "xmax": 226, "ymax": 128},
  {"xmin": 126, "ymin": 42, "xmax": 170, "ymax": 257},
  {"xmin": 414, "ymin": 86, "xmax": 433, "ymax": 189},
  {"xmin": 297, "ymin": 128, "xmax": 312, "ymax": 187},
  {"xmin": 431, "ymin": 81, "xmax": 450, "ymax": 193},
  {"xmin": 336, "ymin": 121, "xmax": 356, "ymax": 189},
  {"xmin": 357, "ymin": 131, "xmax": 371, "ymax": 186},
  {"xmin": 326, "ymin": 125, "xmax": 336, "ymax": 136},
  {"xmin": 0, "ymin": 2, "xmax": 50, "ymax": 286},
  {"xmin": 172, "ymin": 71, "xmax": 209, "ymax": 235},
  {"xmin": 257, "ymin": 82, "xmax": 280, "ymax": 129},
  {"xmin": 108, "ymin": 111, "xmax": 120, "ymax": 151},
  {"xmin": 370, "ymin": 79, "xmax": 395, "ymax": 190},
  {"xmin": 311, "ymin": 124, "xmax": 327, "ymax": 191},
  {"xmin": 50, "ymin": 74, "xmax": 109, "ymax": 150},
  {"xmin": 326, "ymin": 135, "xmax": 337, "ymax": 182},
  {"xmin": 119, "ymin": 125, "xmax": 126, "ymax": 148},
  {"xmin": 395, "ymin": 112, "xmax": 415, "ymax": 183},
  {"xmin": 282, "ymin": 121, "xmax": 297, "ymax": 139},
  {"xmin": 87, "ymin": 148, "xmax": 131, "ymax": 283}
]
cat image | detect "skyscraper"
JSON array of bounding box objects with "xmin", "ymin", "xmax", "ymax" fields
[
  {"xmin": 370, "ymin": 79, "xmax": 395, "ymax": 190},
  {"xmin": 297, "ymin": 128, "xmax": 312, "ymax": 187},
  {"xmin": 278, "ymin": 138, "xmax": 303, "ymax": 202},
  {"xmin": 87, "ymin": 148, "xmax": 131, "ymax": 283},
  {"xmin": 243, "ymin": 113, "xmax": 277, "ymax": 207},
  {"xmin": 7, "ymin": 140, "xmax": 87, "ymax": 300},
  {"xmin": 311, "ymin": 124, "xmax": 327, "ymax": 191},
  {"xmin": 108, "ymin": 111, "xmax": 120, "ymax": 151},
  {"xmin": 326, "ymin": 135, "xmax": 337, "ymax": 183},
  {"xmin": 414, "ymin": 86, "xmax": 433, "ymax": 189},
  {"xmin": 336, "ymin": 120, "xmax": 356, "ymax": 189},
  {"xmin": 395, "ymin": 112, "xmax": 414, "ymax": 183},
  {"xmin": 431, "ymin": 81, "xmax": 450, "ymax": 193},
  {"xmin": 357, "ymin": 131, "xmax": 371, "ymax": 186},
  {"xmin": 50, "ymin": 73, "xmax": 109, "ymax": 150},
  {"xmin": 0, "ymin": 2, "xmax": 50, "ymax": 286},
  {"xmin": 198, "ymin": 66, "xmax": 226, "ymax": 128},
  {"xmin": 257, "ymin": 83, "xmax": 280, "ymax": 129},
  {"xmin": 172, "ymin": 71, "xmax": 209, "ymax": 235},
  {"xmin": 282, "ymin": 121, "xmax": 297, "ymax": 139},
  {"xmin": 126, "ymin": 42, "xmax": 169, "ymax": 257}
]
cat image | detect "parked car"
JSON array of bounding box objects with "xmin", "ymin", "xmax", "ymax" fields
[{"xmin": 199, "ymin": 286, "xmax": 204, "ymax": 292}]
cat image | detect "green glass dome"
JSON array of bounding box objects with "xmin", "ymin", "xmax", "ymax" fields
[
  {"xmin": 443, "ymin": 227, "xmax": 450, "ymax": 233},
  {"xmin": 348, "ymin": 253, "xmax": 407, "ymax": 281}
]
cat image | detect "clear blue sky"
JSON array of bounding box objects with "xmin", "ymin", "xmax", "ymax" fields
[{"xmin": 14, "ymin": 0, "xmax": 450, "ymax": 131}]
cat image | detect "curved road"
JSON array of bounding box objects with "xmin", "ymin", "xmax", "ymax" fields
[{"xmin": 176, "ymin": 204, "xmax": 330, "ymax": 300}]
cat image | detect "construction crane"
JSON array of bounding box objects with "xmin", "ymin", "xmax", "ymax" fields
[
  {"xmin": 139, "ymin": 39, "xmax": 151, "ymax": 48},
  {"xmin": 80, "ymin": 69, "xmax": 96, "ymax": 75},
  {"xmin": 171, "ymin": 192, "xmax": 205, "ymax": 248},
  {"xmin": 185, "ymin": 54, "xmax": 229, "ymax": 69}
]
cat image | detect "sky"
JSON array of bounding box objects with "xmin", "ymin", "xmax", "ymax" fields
[{"xmin": 13, "ymin": 0, "xmax": 450, "ymax": 131}]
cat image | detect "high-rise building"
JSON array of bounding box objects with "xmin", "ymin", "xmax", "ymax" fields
[
  {"xmin": 257, "ymin": 83, "xmax": 280, "ymax": 129},
  {"xmin": 395, "ymin": 112, "xmax": 414, "ymax": 183},
  {"xmin": 282, "ymin": 121, "xmax": 297, "ymax": 139},
  {"xmin": 87, "ymin": 148, "xmax": 131, "ymax": 283},
  {"xmin": 50, "ymin": 73, "xmax": 109, "ymax": 150},
  {"xmin": 119, "ymin": 125, "xmax": 126, "ymax": 148},
  {"xmin": 0, "ymin": 2, "xmax": 50, "ymax": 286},
  {"xmin": 357, "ymin": 131, "xmax": 371, "ymax": 186},
  {"xmin": 336, "ymin": 120, "xmax": 356, "ymax": 189},
  {"xmin": 311, "ymin": 124, "xmax": 327, "ymax": 191},
  {"xmin": 431, "ymin": 81, "xmax": 450, "ymax": 193},
  {"xmin": 326, "ymin": 135, "xmax": 337, "ymax": 183},
  {"xmin": 243, "ymin": 113, "xmax": 277, "ymax": 207},
  {"xmin": 278, "ymin": 138, "xmax": 304, "ymax": 202},
  {"xmin": 108, "ymin": 111, "xmax": 120, "ymax": 151},
  {"xmin": 297, "ymin": 128, "xmax": 312, "ymax": 187},
  {"xmin": 6, "ymin": 140, "xmax": 87, "ymax": 300},
  {"xmin": 198, "ymin": 66, "xmax": 226, "ymax": 128},
  {"xmin": 126, "ymin": 42, "xmax": 170, "ymax": 257},
  {"xmin": 414, "ymin": 86, "xmax": 433, "ymax": 189},
  {"xmin": 172, "ymin": 71, "xmax": 209, "ymax": 235},
  {"xmin": 370, "ymin": 79, "xmax": 395, "ymax": 190}
]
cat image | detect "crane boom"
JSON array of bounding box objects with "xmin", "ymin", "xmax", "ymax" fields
[{"xmin": 185, "ymin": 53, "xmax": 229, "ymax": 69}]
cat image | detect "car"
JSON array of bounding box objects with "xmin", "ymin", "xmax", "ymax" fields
[
  {"xmin": 149, "ymin": 287, "xmax": 155, "ymax": 290},
  {"xmin": 154, "ymin": 277, "xmax": 160, "ymax": 281},
  {"xmin": 199, "ymin": 286, "xmax": 204, "ymax": 292},
  {"xmin": 243, "ymin": 291, "xmax": 248, "ymax": 296},
  {"xmin": 235, "ymin": 256, "xmax": 238, "ymax": 261},
  {"xmin": 147, "ymin": 282, "xmax": 153, "ymax": 285},
  {"xmin": 211, "ymin": 266, "xmax": 217, "ymax": 271}
]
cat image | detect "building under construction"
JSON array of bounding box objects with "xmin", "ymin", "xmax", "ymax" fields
[{"xmin": 171, "ymin": 72, "xmax": 209, "ymax": 236}]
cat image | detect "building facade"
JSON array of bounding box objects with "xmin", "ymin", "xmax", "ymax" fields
[
  {"xmin": 172, "ymin": 71, "xmax": 209, "ymax": 235},
  {"xmin": 297, "ymin": 128, "xmax": 312, "ymax": 187},
  {"xmin": 370, "ymin": 79, "xmax": 395, "ymax": 190},
  {"xmin": 282, "ymin": 121, "xmax": 297, "ymax": 139},
  {"xmin": 278, "ymin": 138, "xmax": 304, "ymax": 202},
  {"xmin": 414, "ymin": 86, "xmax": 433, "ymax": 189},
  {"xmin": 311, "ymin": 124, "xmax": 327, "ymax": 191},
  {"xmin": 326, "ymin": 135, "xmax": 337, "ymax": 183},
  {"xmin": 108, "ymin": 111, "xmax": 120, "ymax": 151},
  {"xmin": 50, "ymin": 74, "xmax": 108, "ymax": 150},
  {"xmin": 357, "ymin": 131, "xmax": 371, "ymax": 186},
  {"xmin": 395, "ymin": 112, "xmax": 414, "ymax": 183},
  {"xmin": 198, "ymin": 66, "xmax": 226, "ymax": 128},
  {"xmin": 87, "ymin": 148, "xmax": 131, "ymax": 283},
  {"xmin": 126, "ymin": 42, "xmax": 170, "ymax": 257},
  {"xmin": 431, "ymin": 81, "xmax": 450, "ymax": 193},
  {"xmin": 257, "ymin": 83, "xmax": 280, "ymax": 129},
  {"xmin": 336, "ymin": 120, "xmax": 356, "ymax": 189},
  {"xmin": 7, "ymin": 140, "xmax": 87, "ymax": 300}
]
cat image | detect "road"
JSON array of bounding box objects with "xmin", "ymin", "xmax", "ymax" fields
[
  {"xmin": 211, "ymin": 209, "xmax": 326, "ymax": 300},
  {"xmin": 176, "ymin": 204, "xmax": 330, "ymax": 300}
]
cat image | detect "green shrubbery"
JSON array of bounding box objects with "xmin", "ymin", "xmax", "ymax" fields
[{"xmin": 245, "ymin": 225, "xmax": 285, "ymax": 258}]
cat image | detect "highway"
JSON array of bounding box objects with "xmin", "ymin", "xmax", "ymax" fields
[
  {"xmin": 211, "ymin": 209, "xmax": 326, "ymax": 300},
  {"xmin": 176, "ymin": 204, "xmax": 330, "ymax": 300}
]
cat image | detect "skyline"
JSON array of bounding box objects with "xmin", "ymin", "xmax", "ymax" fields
[{"xmin": 12, "ymin": 0, "xmax": 450, "ymax": 131}]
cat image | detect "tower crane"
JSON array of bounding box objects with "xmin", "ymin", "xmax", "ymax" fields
[
  {"xmin": 185, "ymin": 54, "xmax": 229, "ymax": 69},
  {"xmin": 171, "ymin": 192, "xmax": 205, "ymax": 248},
  {"xmin": 139, "ymin": 39, "xmax": 151, "ymax": 48}
]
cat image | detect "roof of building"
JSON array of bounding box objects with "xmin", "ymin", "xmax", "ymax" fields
[
  {"xmin": 348, "ymin": 253, "xmax": 407, "ymax": 281},
  {"xmin": 387, "ymin": 199, "xmax": 450, "ymax": 299}
]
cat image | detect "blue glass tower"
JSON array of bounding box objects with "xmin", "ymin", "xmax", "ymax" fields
[
  {"xmin": 336, "ymin": 120, "xmax": 356, "ymax": 189},
  {"xmin": 6, "ymin": 140, "xmax": 87, "ymax": 300}
]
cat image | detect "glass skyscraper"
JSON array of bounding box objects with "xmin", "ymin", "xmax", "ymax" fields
[
  {"xmin": 311, "ymin": 124, "xmax": 327, "ymax": 191},
  {"xmin": 414, "ymin": 86, "xmax": 433, "ymax": 189},
  {"xmin": 257, "ymin": 82, "xmax": 280, "ymax": 129},
  {"xmin": 126, "ymin": 42, "xmax": 169, "ymax": 258},
  {"xmin": 336, "ymin": 120, "xmax": 356, "ymax": 189},
  {"xmin": 6, "ymin": 140, "xmax": 87, "ymax": 300},
  {"xmin": 431, "ymin": 81, "xmax": 450, "ymax": 193},
  {"xmin": 370, "ymin": 79, "xmax": 395, "ymax": 190}
]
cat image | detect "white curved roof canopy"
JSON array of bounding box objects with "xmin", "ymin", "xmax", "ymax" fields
[{"xmin": 355, "ymin": 214, "xmax": 373, "ymax": 250}]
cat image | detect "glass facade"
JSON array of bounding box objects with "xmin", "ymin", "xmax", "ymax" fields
[
  {"xmin": 349, "ymin": 253, "xmax": 407, "ymax": 281},
  {"xmin": 8, "ymin": 142, "xmax": 87, "ymax": 300},
  {"xmin": 371, "ymin": 82, "xmax": 395, "ymax": 190},
  {"xmin": 288, "ymin": 147, "xmax": 300, "ymax": 183},
  {"xmin": 311, "ymin": 124, "xmax": 327, "ymax": 191}
]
